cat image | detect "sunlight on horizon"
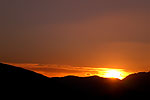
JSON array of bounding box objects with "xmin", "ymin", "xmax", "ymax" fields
[
  {"xmin": 98, "ymin": 68, "xmax": 130, "ymax": 80},
  {"xmin": 4, "ymin": 62, "xmax": 131, "ymax": 79},
  {"xmin": 103, "ymin": 70, "xmax": 124, "ymax": 79}
]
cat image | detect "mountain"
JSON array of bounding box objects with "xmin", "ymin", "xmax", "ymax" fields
[
  {"xmin": 48, "ymin": 75, "xmax": 120, "ymax": 99},
  {"xmin": 0, "ymin": 63, "xmax": 48, "ymax": 81},
  {"xmin": 0, "ymin": 63, "xmax": 119, "ymax": 99},
  {"xmin": 0, "ymin": 62, "xmax": 150, "ymax": 99},
  {"xmin": 119, "ymin": 72, "xmax": 150, "ymax": 99}
]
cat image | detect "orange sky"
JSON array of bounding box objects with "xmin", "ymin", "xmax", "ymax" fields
[
  {"xmin": 5, "ymin": 62, "xmax": 132, "ymax": 79},
  {"xmin": 1, "ymin": 0, "xmax": 150, "ymax": 78}
]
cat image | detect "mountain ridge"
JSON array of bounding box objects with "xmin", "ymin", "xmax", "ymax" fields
[
  {"xmin": 0, "ymin": 62, "xmax": 150, "ymax": 99},
  {"xmin": 0, "ymin": 63, "xmax": 49, "ymax": 80}
]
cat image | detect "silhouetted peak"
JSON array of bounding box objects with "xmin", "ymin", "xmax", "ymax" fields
[
  {"xmin": 0, "ymin": 62, "xmax": 48, "ymax": 81},
  {"xmin": 64, "ymin": 75, "xmax": 79, "ymax": 78},
  {"xmin": 123, "ymin": 72, "xmax": 150, "ymax": 82},
  {"xmin": 89, "ymin": 75, "xmax": 101, "ymax": 78}
]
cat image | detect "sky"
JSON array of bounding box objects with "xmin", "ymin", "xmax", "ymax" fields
[{"xmin": 1, "ymin": 0, "xmax": 150, "ymax": 78}]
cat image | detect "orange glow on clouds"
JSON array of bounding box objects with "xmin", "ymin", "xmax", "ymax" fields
[{"xmin": 5, "ymin": 62, "xmax": 131, "ymax": 79}]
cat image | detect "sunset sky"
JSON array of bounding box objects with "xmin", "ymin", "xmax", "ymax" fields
[{"xmin": 1, "ymin": 0, "xmax": 150, "ymax": 78}]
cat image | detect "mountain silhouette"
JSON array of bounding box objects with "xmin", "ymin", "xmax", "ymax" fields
[
  {"xmin": 0, "ymin": 63, "xmax": 48, "ymax": 81},
  {"xmin": 0, "ymin": 63, "xmax": 150, "ymax": 99},
  {"xmin": 119, "ymin": 72, "xmax": 150, "ymax": 99}
]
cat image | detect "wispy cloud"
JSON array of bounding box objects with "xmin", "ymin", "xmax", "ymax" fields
[{"xmin": 5, "ymin": 62, "xmax": 131, "ymax": 78}]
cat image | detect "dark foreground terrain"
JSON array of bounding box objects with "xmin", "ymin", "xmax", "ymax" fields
[{"xmin": 0, "ymin": 63, "xmax": 150, "ymax": 99}]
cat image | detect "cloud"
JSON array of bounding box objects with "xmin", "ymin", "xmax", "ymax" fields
[
  {"xmin": 5, "ymin": 62, "xmax": 131, "ymax": 78},
  {"xmin": 4, "ymin": 62, "xmax": 101, "ymax": 77}
]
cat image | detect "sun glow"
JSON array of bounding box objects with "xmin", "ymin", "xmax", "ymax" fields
[{"xmin": 103, "ymin": 69, "xmax": 127, "ymax": 80}]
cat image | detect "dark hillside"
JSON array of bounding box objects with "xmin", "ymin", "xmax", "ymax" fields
[
  {"xmin": 0, "ymin": 63, "xmax": 48, "ymax": 81},
  {"xmin": 119, "ymin": 72, "xmax": 150, "ymax": 99},
  {"xmin": 0, "ymin": 63, "xmax": 150, "ymax": 99}
]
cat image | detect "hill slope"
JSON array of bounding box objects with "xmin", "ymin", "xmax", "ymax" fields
[
  {"xmin": 0, "ymin": 63, "xmax": 48, "ymax": 81},
  {"xmin": 119, "ymin": 72, "xmax": 150, "ymax": 99},
  {"xmin": 0, "ymin": 63, "xmax": 150, "ymax": 99}
]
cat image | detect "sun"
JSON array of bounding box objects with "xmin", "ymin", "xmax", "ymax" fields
[{"xmin": 103, "ymin": 69, "xmax": 123, "ymax": 79}]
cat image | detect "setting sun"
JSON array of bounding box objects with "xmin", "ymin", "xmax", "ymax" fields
[{"xmin": 102, "ymin": 69, "xmax": 128, "ymax": 80}]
